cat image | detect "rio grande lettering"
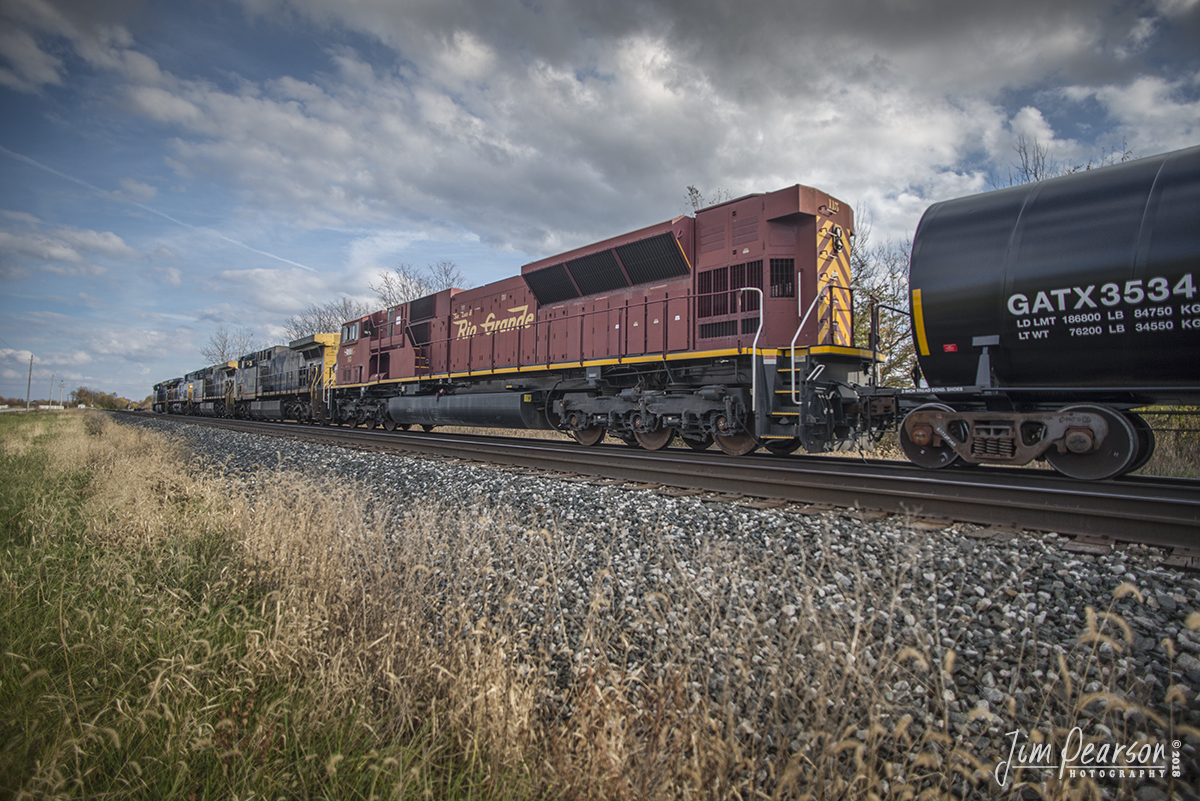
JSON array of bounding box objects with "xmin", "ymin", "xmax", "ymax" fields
[{"xmin": 454, "ymin": 305, "xmax": 536, "ymax": 339}]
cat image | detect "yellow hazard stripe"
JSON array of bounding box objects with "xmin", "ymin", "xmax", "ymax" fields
[{"xmin": 912, "ymin": 288, "xmax": 930, "ymax": 356}]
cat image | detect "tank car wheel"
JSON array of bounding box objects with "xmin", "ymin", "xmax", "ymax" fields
[
  {"xmin": 421, "ymin": 424, "xmax": 436, "ymax": 432},
  {"xmin": 398, "ymin": 423, "xmax": 411, "ymax": 431},
  {"xmin": 681, "ymin": 434, "xmax": 713, "ymax": 451},
  {"xmin": 1124, "ymin": 413, "xmax": 1156, "ymax": 474},
  {"xmin": 571, "ymin": 427, "xmax": 606, "ymax": 447},
  {"xmin": 764, "ymin": 438, "xmax": 802, "ymax": 455},
  {"xmin": 616, "ymin": 435, "xmax": 640, "ymax": 448},
  {"xmin": 715, "ymin": 433, "xmax": 759, "ymax": 456},
  {"xmin": 634, "ymin": 428, "xmax": 675, "ymax": 450},
  {"xmin": 1044, "ymin": 405, "xmax": 1137, "ymax": 481},
  {"xmin": 899, "ymin": 403, "xmax": 963, "ymax": 469},
  {"xmin": 382, "ymin": 417, "xmax": 397, "ymax": 432}
]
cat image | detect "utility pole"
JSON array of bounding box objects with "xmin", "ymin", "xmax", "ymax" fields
[
  {"xmin": 59, "ymin": 381, "xmax": 64, "ymax": 407},
  {"xmin": 49, "ymin": 373, "xmax": 53, "ymax": 407},
  {"xmin": 25, "ymin": 354, "xmax": 32, "ymax": 411}
]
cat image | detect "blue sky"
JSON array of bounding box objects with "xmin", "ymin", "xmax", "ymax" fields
[{"xmin": 1, "ymin": 0, "xmax": 1197, "ymax": 402}]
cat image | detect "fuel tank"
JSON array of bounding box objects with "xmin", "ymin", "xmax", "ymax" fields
[
  {"xmin": 909, "ymin": 144, "xmax": 1200, "ymax": 403},
  {"xmin": 386, "ymin": 392, "xmax": 552, "ymax": 429}
]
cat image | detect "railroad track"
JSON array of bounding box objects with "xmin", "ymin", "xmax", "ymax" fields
[{"xmin": 122, "ymin": 412, "xmax": 1200, "ymax": 566}]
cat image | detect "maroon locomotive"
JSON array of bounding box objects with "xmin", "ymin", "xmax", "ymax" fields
[{"xmin": 327, "ymin": 184, "xmax": 880, "ymax": 455}]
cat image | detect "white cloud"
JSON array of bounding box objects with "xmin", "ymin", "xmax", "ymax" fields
[
  {"xmin": 1, "ymin": 210, "xmax": 41, "ymax": 224},
  {"xmin": 114, "ymin": 177, "xmax": 157, "ymax": 202},
  {"xmin": 1156, "ymin": 0, "xmax": 1200, "ymax": 15},
  {"xmin": 1066, "ymin": 76, "xmax": 1200, "ymax": 154},
  {"xmin": 0, "ymin": 222, "xmax": 141, "ymax": 267},
  {"xmin": 0, "ymin": 229, "xmax": 84, "ymax": 263},
  {"xmin": 0, "ymin": 25, "xmax": 62, "ymax": 91},
  {"xmin": 345, "ymin": 230, "xmax": 430, "ymax": 275},
  {"xmin": 42, "ymin": 261, "xmax": 107, "ymax": 277},
  {"xmin": 50, "ymin": 228, "xmax": 142, "ymax": 259},
  {"xmin": 42, "ymin": 348, "xmax": 93, "ymax": 365},
  {"xmin": 0, "ymin": 347, "xmax": 35, "ymax": 363},
  {"xmin": 156, "ymin": 265, "xmax": 182, "ymax": 286},
  {"xmin": 1009, "ymin": 107, "xmax": 1057, "ymax": 143},
  {"xmin": 210, "ymin": 266, "xmax": 334, "ymax": 313},
  {"xmin": 6, "ymin": 0, "xmax": 1194, "ymax": 254}
]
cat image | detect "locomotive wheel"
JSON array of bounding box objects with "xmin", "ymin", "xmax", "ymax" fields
[
  {"xmin": 634, "ymin": 428, "xmax": 675, "ymax": 450},
  {"xmin": 1124, "ymin": 413, "xmax": 1156, "ymax": 474},
  {"xmin": 1044, "ymin": 405, "xmax": 1137, "ymax": 481},
  {"xmin": 681, "ymin": 434, "xmax": 713, "ymax": 451},
  {"xmin": 616, "ymin": 435, "xmax": 640, "ymax": 448},
  {"xmin": 715, "ymin": 432, "xmax": 759, "ymax": 456},
  {"xmin": 366, "ymin": 417, "xmax": 379, "ymax": 431},
  {"xmin": 382, "ymin": 417, "xmax": 397, "ymax": 432},
  {"xmin": 764, "ymin": 438, "xmax": 802, "ymax": 455},
  {"xmin": 571, "ymin": 427, "xmax": 605, "ymax": 447},
  {"xmin": 899, "ymin": 403, "xmax": 962, "ymax": 469}
]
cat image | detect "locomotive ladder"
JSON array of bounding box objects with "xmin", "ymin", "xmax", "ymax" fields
[{"xmin": 788, "ymin": 282, "xmax": 851, "ymax": 404}]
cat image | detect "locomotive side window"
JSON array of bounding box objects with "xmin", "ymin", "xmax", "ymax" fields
[{"xmin": 341, "ymin": 322, "xmax": 359, "ymax": 342}]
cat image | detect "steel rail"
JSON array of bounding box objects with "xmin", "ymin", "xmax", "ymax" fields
[{"xmin": 124, "ymin": 413, "xmax": 1200, "ymax": 554}]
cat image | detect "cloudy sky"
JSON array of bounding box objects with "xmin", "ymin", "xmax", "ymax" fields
[{"xmin": 1, "ymin": 0, "xmax": 1197, "ymax": 402}]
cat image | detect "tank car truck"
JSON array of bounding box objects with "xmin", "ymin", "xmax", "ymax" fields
[{"xmin": 883, "ymin": 144, "xmax": 1200, "ymax": 479}]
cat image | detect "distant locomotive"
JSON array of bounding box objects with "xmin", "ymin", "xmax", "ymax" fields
[
  {"xmin": 154, "ymin": 335, "xmax": 337, "ymax": 420},
  {"xmin": 155, "ymin": 144, "xmax": 1200, "ymax": 479}
]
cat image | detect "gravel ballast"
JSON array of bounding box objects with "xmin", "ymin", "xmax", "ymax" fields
[{"xmin": 121, "ymin": 415, "xmax": 1200, "ymax": 794}]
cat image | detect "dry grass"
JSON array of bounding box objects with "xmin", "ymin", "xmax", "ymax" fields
[
  {"xmin": 1136, "ymin": 407, "xmax": 1200, "ymax": 479},
  {"xmin": 0, "ymin": 411, "xmax": 1193, "ymax": 800}
]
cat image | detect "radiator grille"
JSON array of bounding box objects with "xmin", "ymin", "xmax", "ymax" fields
[
  {"xmin": 699, "ymin": 320, "xmax": 738, "ymax": 339},
  {"xmin": 615, "ymin": 233, "xmax": 691, "ymax": 284},
  {"xmin": 410, "ymin": 294, "xmax": 437, "ymax": 321}
]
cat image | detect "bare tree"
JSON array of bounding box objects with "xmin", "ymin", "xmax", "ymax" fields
[
  {"xmin": 370, "ymin": 260, "xmax": 468, "ymax": 307},
  {"xmin": 201, "ymin": 325, "xmax": 259, "ymax": 364},
  {"xmin": 685, "ymin": 185, "xmax": 734, "ymax": 213},
  {"xmin": 283, "ymin": 297, "xmax": 373, "ymax": 340},
  {"xmin": 1010, "ymin": 135, "xmax": 1060, "ymax": 184},
  {"xmin": 426, "ymin": 259, "xmax": 466, "ymax": 293},
  {"xmin": 993, "ymin": 136, "xmax": 1135, "ymax": 188},
  {"xmin": 850, "ymin": 213, "xmax": 917, "ymax": 388}
]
